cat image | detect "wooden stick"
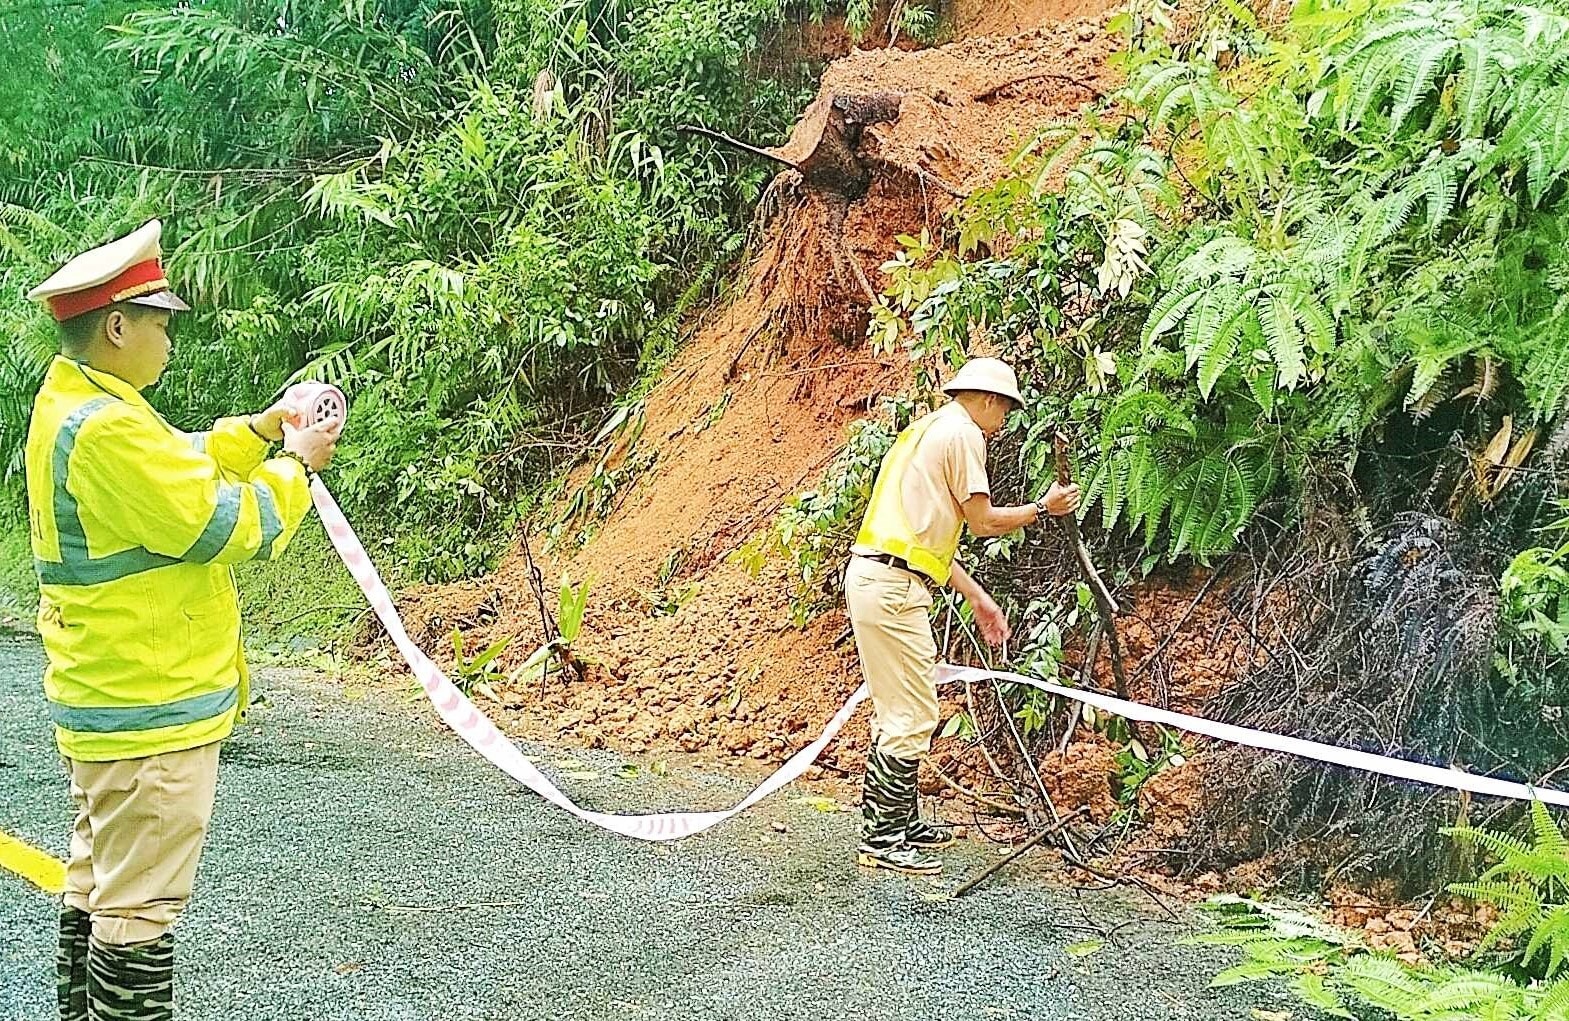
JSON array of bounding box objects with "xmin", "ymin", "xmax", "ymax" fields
[
  {"xmin": 1053, "ymin": 432, "xmax": 1119, "ymax": 615},
  {"xmin": 1053, "ymin": 432, "xmax": 1129, "ymax": 697},
  {"xmin": 926, "ymin": 759, "xmax": 1026, "ymax": 818},
  {"xmin": 677, "ymin": 124, "xmax": 798, "ymax": 170},
  {"xmin": 950, "ymin": 808, "xmax": 1087, "ymax": 898}
]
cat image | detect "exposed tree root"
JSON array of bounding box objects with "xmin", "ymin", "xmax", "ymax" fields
[{"xmin": 686, "ymin": 92, "xmax": 963, "ymax": 379}]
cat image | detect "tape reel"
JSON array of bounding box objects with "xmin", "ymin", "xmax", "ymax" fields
[{"xmin": 282, "ymin": 382, "xmax": 348, "ymax": 428}]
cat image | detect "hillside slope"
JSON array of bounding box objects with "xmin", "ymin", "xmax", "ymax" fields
[{"xmin": 398, "ymin": 5, "xmax": 1255, "ymax": 830}]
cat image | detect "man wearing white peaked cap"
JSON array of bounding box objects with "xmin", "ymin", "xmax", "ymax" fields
[
  {"xmin": 846, "ymin": 357, "xmax": 1080, "ymax": 874},
  {"xmin": 25, "ymin": 219, "xmax": 341, "ymax": 1020}
]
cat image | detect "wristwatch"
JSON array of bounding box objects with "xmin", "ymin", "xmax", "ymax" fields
[{"xmin": 1032, "ymin": 498, "xmax": 1047, "ymax": 520}]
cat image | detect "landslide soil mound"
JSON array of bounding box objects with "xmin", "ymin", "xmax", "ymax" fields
[
  {"xmin": 395, "ymin": 7, "xmax": 1257, "ymax": 846},
  {"xmin": 949, "ymin": 0, "xmax": 1125, "ymax": 43}
]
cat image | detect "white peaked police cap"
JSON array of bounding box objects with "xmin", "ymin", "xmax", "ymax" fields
[{"xmin": 27, "ymin": 219, "xmax": 191, "ymax": 323}]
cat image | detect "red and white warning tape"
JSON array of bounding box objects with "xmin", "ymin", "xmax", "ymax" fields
[
  {"xmin": 314, "ymin": 479, "xmax": 868, "ymax": 840},
  {"xmin": 312, "ymin": 479, "xmax": 1569, "ymax": 842},
  {"xmin": 936, "ymin": 665, "xmax": 1569, "ymax": 809}
]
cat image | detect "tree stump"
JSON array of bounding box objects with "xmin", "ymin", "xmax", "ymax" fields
[{"xmin": 682, "ymin": 93, "xmax": 925, "ymax": 377}]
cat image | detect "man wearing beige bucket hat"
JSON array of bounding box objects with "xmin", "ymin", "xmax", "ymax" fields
[{"xmin": 846, "ymin": 357, "xmax": 1078, "ymax": 874}]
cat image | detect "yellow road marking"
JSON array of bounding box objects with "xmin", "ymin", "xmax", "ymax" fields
[{"xmin": 0, "ymin": 830, "xmax": 66, "ymax": 894}]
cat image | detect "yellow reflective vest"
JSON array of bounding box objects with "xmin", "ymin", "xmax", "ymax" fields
[
  {"xmin": 854, "ymin": 412, "xmax": 964, "ymax": 585},
  {"xmin": 25, "ymin": 357, "xmax": 311, "ymax": 762}
]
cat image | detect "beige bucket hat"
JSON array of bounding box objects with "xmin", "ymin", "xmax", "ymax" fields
[{"xmin": 940, "ymin": 357, "xmax": 1024, "ymax": 406}]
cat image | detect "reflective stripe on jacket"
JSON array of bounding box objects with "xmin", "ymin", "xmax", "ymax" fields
[
  {"xmin": 853, "ymin": 412, "xmax": 963, "ymax": 585},
  {"xmin": 25, "ymin": 357, "xmax": 311, "ymax": 762}
]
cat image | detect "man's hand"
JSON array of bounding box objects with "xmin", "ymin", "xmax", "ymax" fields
[
  {"xmin": 250, "ymin": 397, "xmax": 304, "ymax": 443},
  {"xmin": 975, "ymin": 598, "xmax": 1011, "ymax": 648},
  {"xmin": 1039, "ymin": 481, "xmax": 1080, "ymax": 517},
  {"xmin": 948, "ymin": 561, "xmax": 1011, "ymax": 647},
  {"xmin": 282, "ymin": 418, "xmax": 342, "ymax": 472}
]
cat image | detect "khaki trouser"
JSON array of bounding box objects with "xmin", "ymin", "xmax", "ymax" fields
[
  {"xmin": 63, "ymin": 742, "xmax": 221, "ymax": 945},
  {"xmin": 845, "ymin": 556, "xmax": 940, "ymax": 760}
]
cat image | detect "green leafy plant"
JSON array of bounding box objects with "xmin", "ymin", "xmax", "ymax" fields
[
  {"xmin": 938, "ymin": 711, "xmax": 977, "ymax": 740},
  {"xmin": 1501, "ymin": 508, "xmax": 1569, "ymax": 662},
  {"xmin": 1109, "ymin": 728, "xmax": 1187, "ymax": 822},
  {"xmin": 507, "ymin": 573, "xmax": 593, "ymax": 688},
  {"xmin": 558, "ymin": 573, "xmax": 590, "ymax": 646},
  {"xmin": 1192, "ymin": 893, "xmax": 1563, "ymax": 1020},
  {"xmin": 1448, "ymin": 801, "xmax": 1569, "ymax": 980},
  {"xmin": 450, "ymin": 629, "xmax": 512, "ymax": 698},
  {"xmin": 1195, "ymin": 806, "xmax": 1569, "ymax": 1019}
]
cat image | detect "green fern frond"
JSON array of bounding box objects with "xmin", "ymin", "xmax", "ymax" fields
[
  {"xmin": 1523, "ymin": 906, "xmax": 1569, "ymax": 977},
  {"xmin": 1246, "ymin": 363, "xmax": 1279, "ymax": 418},
  {"xmin": 1455, "ymin": 30, "xmax": 1504, "ymax": 137},
  {"xmin": 1495, "ymin": 80, "xmax": 1569, "ymax": 207},
  {"xmin": 1535, "ymin": 974, "xmax": 1569, "ymax": 1015},
  {"xmin": 1533, "ymin": 801, "xmax": 1569, "ymax": 858},
  {"xmin": 1100, "ymin": 390, "xmax": 1198, "ymax": 444},
  {"xmin": 1199, "ymin": 298, "xmax": 1255, "ymax": 400},
  {"xmin": 1341, "ymin": 953, "xmax": 1429, "ymax": 1009},
  {"xmin": 1335, "ymin": 0, "xmax": 1479, "ymax": 134},
  {"xmin": 1144, "ymin": 278, "xmax": 1209, "ymax": 346},
  {"xmin": 1517, "ymin": 319, "xmax": 1569, "ymax": 420},
  {"xmin": 1388, "ymin": 34, "xmax": 1459, "ymax": 132},
  {"xmin": 1085, "ymin": 453, "xmax": 1131, "ymax": 532},
  {"xmin": 1415, "ymin": 970, "xmax": 1517, "ymax": 1012},
  {"xmin": 1408, "ymin": 150, "xmax": 1466, "ymax": 238},
  {"xmin": 1259, "ymin": 290, "xmax": 1308, "ymax": 389},
  {"xmin": 1182, "ymin": 284, "xmax": 1231, "ymax": 370}
]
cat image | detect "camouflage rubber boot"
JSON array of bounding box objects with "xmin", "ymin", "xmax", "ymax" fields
[
  {"xmin": 905, "ymin": 815, "xmax": 956, "ymax": 850},
  {"xmin": 899, "ymin": 758, "xmax": 954, "ymax": 849},
  {"xmin": 57, "ymin": 906, "xmax": 91, "ymax": 1021},
  {"xmin": 87, "ymin": 934, "xmax": 174, "ymax": 1021},
  {"xmin": 856, "ymin": 748, "xmax": 940, "ymax": 875}
]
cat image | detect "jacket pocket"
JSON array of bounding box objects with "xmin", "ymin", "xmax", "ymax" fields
[{"xmin": 174, "ymin": 583, "xmax": 240, "ymax": 680}]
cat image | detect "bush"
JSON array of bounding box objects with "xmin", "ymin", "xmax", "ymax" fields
[{"xmin": 0, "ymin": 0, "xmax": 826, "ymax": 586}]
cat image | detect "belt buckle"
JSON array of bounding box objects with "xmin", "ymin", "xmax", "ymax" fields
[{"xmin": 880, "ymin": 553, "xmax": 916, "ymax": 578}]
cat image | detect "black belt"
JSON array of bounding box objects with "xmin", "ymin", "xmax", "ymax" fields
[{"xmin": 859, "ymin": 552, "xmax": 928, "ymax": 581}]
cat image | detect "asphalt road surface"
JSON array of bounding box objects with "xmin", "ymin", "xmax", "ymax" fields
[{"xmin": 1, "ymin": 631, "xmax": 1285, "ymax": 1020}]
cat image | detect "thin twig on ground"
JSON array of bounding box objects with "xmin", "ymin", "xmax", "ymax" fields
[{"xmin": 950, "ymin": 808, "xmax": 1088, "ymax": 898}]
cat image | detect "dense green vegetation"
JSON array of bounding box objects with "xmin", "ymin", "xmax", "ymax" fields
[
  {"xmin": 870, "ymin": 0, "xmax": 1569, "ymax": 567},
  {"xmin": 0, "ymin": 0, "xmax": 826, "ymax": 606}
]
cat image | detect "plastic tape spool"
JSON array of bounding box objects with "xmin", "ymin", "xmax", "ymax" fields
[{"xmin": 283, "ymin": 382, "xmax": 347, "ymax": 427}]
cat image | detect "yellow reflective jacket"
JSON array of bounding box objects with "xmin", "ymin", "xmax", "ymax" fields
[
  {"xmin": 853, "ymin": 412, "xmax": 963, "ymax": 585},
  {"xmin": 25, "ymin": 357, "xmax": 311, "ymax": 762}
]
